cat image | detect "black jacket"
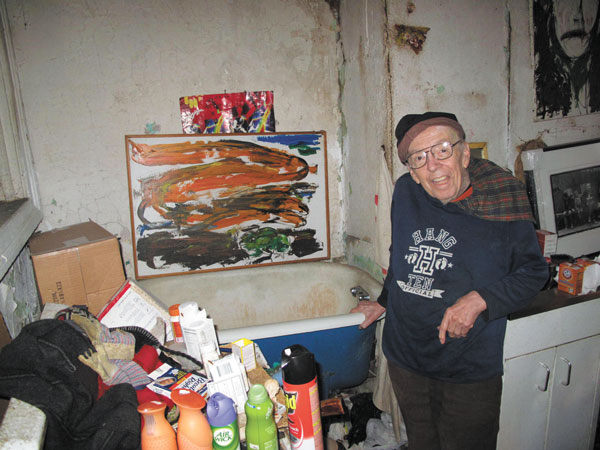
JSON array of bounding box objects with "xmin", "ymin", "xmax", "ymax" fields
[{"xmin": 0, "ymin": 319, "xmax": 141, "ymax": 450}]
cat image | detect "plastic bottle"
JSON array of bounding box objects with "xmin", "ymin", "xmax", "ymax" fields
[
  {"xmin": 281, "ymin": 345, "xmax": 323, "ymax": 450},
  {"xmin": 137, "ymin": 400, "xmax": 177, "ymax": 450},
  {"xmin": 179, "ymin": 302, "xmax": 218, "ymax": 362},
  {"xmin": 169, "ymin": 304, "xmax": 184, "ymax": 343},
  {"xmin": 201, "ymin": 341, "xmax": 221, "ymax": 378},
  {"xmin": 207, "ymin": 392, "xmax": 240, "ymax": 450},
  {"xmin": 171, "ymin": 388, "xmax": 213, "ymax": 450},
  {"xmin": 245, "ymin": 384, "xmax": 278, "ymax": 450}
]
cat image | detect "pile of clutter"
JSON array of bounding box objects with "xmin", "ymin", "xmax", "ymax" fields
[
  {"xmin": 0, "ymin": 221, "xmax": 406, "ymax": 450},
  {"xmin": 0, "ymin": 274, "xmax": 326, "ymax": 450}
]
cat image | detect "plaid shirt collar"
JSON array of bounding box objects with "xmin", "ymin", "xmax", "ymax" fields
[{"xmin": 452, "ymin": 158, "xmax": 534, "ymax": 222}]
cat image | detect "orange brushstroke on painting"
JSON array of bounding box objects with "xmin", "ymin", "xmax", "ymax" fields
[{"xmin": 135, "ymin": 140, "xmax": 317, "ymax": 230}]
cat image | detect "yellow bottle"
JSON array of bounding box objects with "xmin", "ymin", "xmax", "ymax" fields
[
  {"xmin": 137, "ymin": 400, "xmax": 177, "ymax": 450},
  {"xmin": 172, "ymin": 388, "xmax": 213, "ymax": 450}
]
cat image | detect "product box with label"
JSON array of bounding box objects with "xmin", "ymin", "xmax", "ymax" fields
[
  {"xmin": 232, "ymin": 338, "xmax": 257, "ymax": 372},
  {"xmin": 28, "ymin": 221, "xmax": 125, "ymax": 315},
  {"xmin": 557, "ymin": 262, "xmax": 585, "ymax": 295},
  {"xmin": 535, "ymin": 229, "xmax": 558, "ymax": 257}
]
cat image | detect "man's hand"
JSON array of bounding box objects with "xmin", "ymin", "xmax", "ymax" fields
[
  {"xmin": 438, "ymin": 291, "xmax": 487, "ymax": 344},
  {"xmin": 350, "ymin": 301, "xmax": 386, "ymax": 329}
]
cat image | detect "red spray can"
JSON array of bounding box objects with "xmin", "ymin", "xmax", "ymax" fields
[{"xmin": 281, "ymin": 345, "xmax": 324, "ymax": 450}]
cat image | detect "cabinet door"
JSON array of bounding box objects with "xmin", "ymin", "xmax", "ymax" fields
[
  {"xmin": 497, "ymin": 348, "xmax": 556, "ymax": 450},
  {"xmin": 546, "ymin": 335, "xmax": 600, "ymax": 450}
]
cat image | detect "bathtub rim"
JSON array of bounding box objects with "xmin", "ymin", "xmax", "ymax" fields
[{"xmin": 216, "ymin": 309, "xmax": 386, "ymax": 343}]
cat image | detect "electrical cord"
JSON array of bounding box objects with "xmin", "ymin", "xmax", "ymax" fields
[{"xmin": 113, "ymin": 325, "xmax": 205, "ymax": 370}]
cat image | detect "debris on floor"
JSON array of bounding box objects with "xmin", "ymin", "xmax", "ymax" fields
[{"xmin": 324, "ymin": 389, "xmax": 407, "ymax": 450}]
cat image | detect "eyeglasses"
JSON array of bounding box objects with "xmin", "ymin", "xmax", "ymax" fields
[{"xmin": 406, "ymin": 139, "xmax": 464, "ymax": 169}]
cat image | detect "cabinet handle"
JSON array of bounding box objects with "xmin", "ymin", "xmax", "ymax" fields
[
  {"xmin": 537, "ymin": 362, "xmax": 550, "ymax": 392},
  {"xmin": 559, "ymin": 357, "xmax": 572, "ymax": 386}
]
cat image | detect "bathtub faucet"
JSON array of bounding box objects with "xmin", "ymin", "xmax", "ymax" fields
[{"xmin": 350, "ymin": 286, "xmax": 370, "ymax": 302}]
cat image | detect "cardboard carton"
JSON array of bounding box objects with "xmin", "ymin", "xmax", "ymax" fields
[
  {"xmin": 28, "ymin": 221, "xmax": 125, "ymax": 315},
  {"xmin": 557, "ymin": 262, "xmax": 585, "ymax": 295},
  {"xmin": 535, "ymin": 229, "xmax": 557, "ymax": 257}
]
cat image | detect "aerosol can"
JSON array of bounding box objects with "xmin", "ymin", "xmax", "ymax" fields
[{"xmin": 281, "ymin": 345, "xmax": 324, "ymax": 450}]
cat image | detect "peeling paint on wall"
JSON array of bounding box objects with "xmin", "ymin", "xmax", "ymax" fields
[{"xmin": 395, "ymin": 24, "xmax": 430, "ymax": 54}]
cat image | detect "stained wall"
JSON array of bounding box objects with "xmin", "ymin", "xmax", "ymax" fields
[{"xmin": 5, "ymin": 0, "xmax": 343, "ymax": 275}]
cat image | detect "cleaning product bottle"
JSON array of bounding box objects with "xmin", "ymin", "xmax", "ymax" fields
[
  {"xmin": 137, "ymin": 400, "xmax": 177, "ymax": 450},
  {"xmin": 245, "ymin": 384, "xmax": 278, "ymax": 450},
  {"xmin": 281, "ymin": 344, "xmax": 323, "ymax": 450},
  {"xmin": 171, "ymin": 388, "xmax": 213, "ymax": 450},
  {"xmin": 207, "ymin": 392, "xmax": 240, "ymax": 450},
  {"xmin": 179, "ymin": 302, "xmax": 219, "ymax": 363},
  {"xmin": 168, "ymin": 304, "xmax": 184, "ymax": 343}
]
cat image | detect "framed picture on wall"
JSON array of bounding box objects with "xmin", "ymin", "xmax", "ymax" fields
[
  {"xmin": 125, "ymin": 132, "xmax": 330, "ymax": 279},
  {"xmin": 469, "ymin": 142, "xmax": 488, "ymax": 159},
  {"xmin": 531, "ymin": 0, "xmax": 600, "ymax": 120}
]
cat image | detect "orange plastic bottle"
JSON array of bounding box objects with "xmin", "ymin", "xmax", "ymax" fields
[
  {"xmin": 172, "ymin": 388, "xmax": 213, "ymax": 450},
  {"xmin": 137, "ymin": 400, "xmax": 177, "ymax": 450}
]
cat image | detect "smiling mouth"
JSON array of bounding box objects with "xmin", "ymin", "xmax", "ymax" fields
[{"xmin": 561, "ymin": 29, "xmax": 587, "ymax": 40}]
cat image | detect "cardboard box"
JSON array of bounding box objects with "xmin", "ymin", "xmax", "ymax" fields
[
  {"xmin": 232, "ymin": 338, "xmax": 257, "ymax": 372},
  {"xmin": 557, "ymin": 262, "xmax": 585, "ymax": 295},
  {"xmin": 28, "ymin": 221, "xmax": 125, "ymax": 315},
  {"xmin": 536, "ymin": 229, "xmax": 558, "ymax": 257},
  {"xmin": 575, "ymin": 257, "xmax": 599, "ymax": 269}
]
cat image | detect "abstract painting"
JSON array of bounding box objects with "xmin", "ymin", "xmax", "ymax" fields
[
  {"xmin": 125, "ymin": 132, "xmax": 330, "ymax": 279},
  {"xmin": 180, "ymin": 91, "xmax": 275, "ymax": 134}
]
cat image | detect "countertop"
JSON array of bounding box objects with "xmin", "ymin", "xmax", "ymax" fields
[{"xmin": 509, "ymin": 287, "xmax": 600, "ymax": 320}]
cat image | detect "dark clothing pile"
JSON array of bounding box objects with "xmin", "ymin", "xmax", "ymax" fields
[{"xmin": 0, "ymin": 319, "xmax": 141, "ymax": 450}]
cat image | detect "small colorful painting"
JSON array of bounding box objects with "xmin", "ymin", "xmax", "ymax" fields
[
  {"xmin": 125, "ymin": 132, "xmax": 330, "ymax": 279},
  {"xmin": 180, "ymin": 91, "xmax": 275, "ymax": 134}
]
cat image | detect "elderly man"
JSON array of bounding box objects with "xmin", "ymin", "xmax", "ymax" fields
[{"xmin": 352, "ymin": 112, "xmax": 549, "ymax": 450}]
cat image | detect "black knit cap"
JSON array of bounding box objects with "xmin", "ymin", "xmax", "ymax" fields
[{"xmin": 395, "ymin": 112, "xmax": 465, "ymax": 163}]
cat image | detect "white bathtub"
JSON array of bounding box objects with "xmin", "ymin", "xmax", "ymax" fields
[{"xmin": 139, "ymin": 261, "xmax": 383, "ymax": 395}]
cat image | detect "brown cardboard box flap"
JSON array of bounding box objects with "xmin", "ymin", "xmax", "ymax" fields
[{"xmin": 29, "ymin": 221, "xmax": 114, "ymax": 256}]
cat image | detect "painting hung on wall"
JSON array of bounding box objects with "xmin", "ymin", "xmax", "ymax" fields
[
  {"xmin": 180, "ymin": 91, "xmax": 275, "ymax": 134},
  {"xmin": 125, "ymin": 132, "xmax": 330, "ymax": 279},
  {"xmin": 532, "ymin": 0, "xmax": 600, "ymax": 120}
]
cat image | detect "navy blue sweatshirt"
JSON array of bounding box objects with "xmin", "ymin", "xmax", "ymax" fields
[{"xmin": 380, "ymin": 174, "xmax": 549, "ymax": 383}]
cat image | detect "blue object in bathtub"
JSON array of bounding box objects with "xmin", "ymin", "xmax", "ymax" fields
[{"xmin": 253, "ymin": 322, "xmax": 376, "ymax": 398}]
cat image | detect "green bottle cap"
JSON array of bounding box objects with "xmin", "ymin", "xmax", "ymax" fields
[{"xmin": 247, "ymin": 384, "xmax": 268, "ymax": 404}]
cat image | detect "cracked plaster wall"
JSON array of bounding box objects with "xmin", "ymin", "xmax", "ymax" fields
[
  {"xmin": 5, "ymin": 0, "xmax": 344, "ymax": 276},
  {"xmin": 341, "ymin": 0, "xmax": 600, "ymax": 280},
  {"xmin": 341, "ymin": 0, "xmax": 511, "ymax": 279},
  {"xmin": 5, "ymin": 0, "xmax": 600, "ymax": 286}
]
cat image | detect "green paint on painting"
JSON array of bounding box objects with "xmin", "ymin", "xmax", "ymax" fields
[
  {"xmin": 51, "ymin": 199, "xmax": 57, "ymax": 206},
  {"xmin": 291, "ymin": 143, "xmax": 318, "ymax": 156},
  {"xmin": 241, "ymin": 227, "xmax": 290, "ymax": 257},
  {"xmin": 437, "ymin": 85, "xmax": 445, "ymax": 94}
]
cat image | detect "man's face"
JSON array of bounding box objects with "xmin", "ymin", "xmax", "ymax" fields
[
  {"xmin": 407, "ymin": 125, "xmax": 471, "ymax": 204},
  {"xmin": 553, "ymin": 0, "xmax": 599, "ymax": 58}
]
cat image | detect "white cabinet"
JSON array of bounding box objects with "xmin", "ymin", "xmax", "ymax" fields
[{"xmin": 497, "ymin": 297, "xmax": 600, "ymax": 450}]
